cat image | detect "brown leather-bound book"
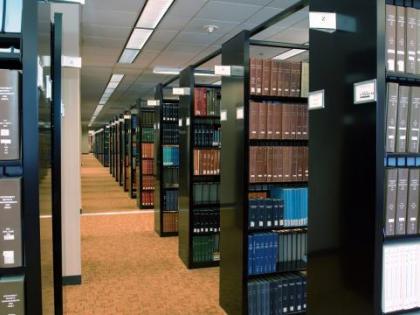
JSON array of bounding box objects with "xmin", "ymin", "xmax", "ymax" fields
[
  {"xmin": 262, "ymin": 59, "xmax": 271, "ymax": 96},
  {"xmin": 194, "ymin": 149, "xmax": 199, "ymax": 175},
  {"xmin": 297, "ymin": 147, "xmax": 304, "ymax": 181},
  {"xmin": 267, "ymin": 102, "xmax": 274, "ymax": 139},
  {"xmin": 272, "ymin": 146, "xmax": 278, "ymax": 182},
  {"xmin": 296, "ymin": 105, "xmax": 303, "ymax": 140},
  {"xmin": 283, "ymin": 147, "xmax": 291, "ymax": 182},
  {"xmin": 277, "ymin": 146, "xmax": 284, "ymax": 182},
  {"xmin": 256, "ymin": 59, "xmax": 263, "ymax": 95},
  {"xmin": 282, "ymin": 62, "xmax": 292, "ymax": 96},
  {"xmin": 303, "ymin": 105, "xmax": 309, "ymax": 140},
  {"xmin": 291, "ymin": 147, "xmax": 299, "ymax": 182},
  {"xmin": 194, "ymin": 88, "xmax": 201, "ymax": 116},
  {"xmin": 270, "ymin": 60, "xmax": 279, "ymax": 96},
  {"xmin": 281, "ymin": 104, "xmax": 290, "ymax": 139},
  {"xmin": 290, "ymin": 104, "xmax": 297, "ymax": 140},
  {"xmin": 266, "ymin": 146, "xmax": 274, "ymax": 182},
  {"xmin": 273, "ymin": 103, "xmax": 282, "ymax": 140},
  {"xmin": 250, "ymin": 58, "xmax": 257, "ymax": 95},
  {"xmin": 249, "ymin": 101, "xmax": 259, "ymax": 139},
  {"xmin": 396, "ymin": 6, "xmax": 406, "ymax": 73},
  {"xmin": 304, "ymin": 147, "xmax": 309, "ymax": 181},
  {"xmin": 258, "ymin": 101, "xmax": 267, "ymax": 139},
  {"xmin": 277, "ymin": 62, "xmax": 284, "ymax": 96},
  {"xmin": 256, "ymin": 147, "xmax": 267, "ymax": 182},
  {"xmin": 202, "ymin": 88, "xmax": 208, "ymax": 116},
  {"xmin": 249, "ymin": 147, "xmax": 257, "ymax": 183},
  {"xmin": 290, "ymin": 62, "xmax": 302, "ymax": 97}
]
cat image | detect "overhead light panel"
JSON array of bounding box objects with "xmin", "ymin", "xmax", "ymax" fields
[
  {"xmin": 136, "ymin": 0, "xmax": 174, "ymax": 29},
  {"xmin": 273, "ymin": 49, "xmax": 306, "ymax": 60},
  {"xmin": 126, "ymin": 28, "xmax": 153, "ymax": 50},
  {"xmin": 153, "ymin": 66, "xmax": 181, "ymax": 75},
  {"xmin": 118, "ymin": 49, "xmax": 140, "ymax": 64}
]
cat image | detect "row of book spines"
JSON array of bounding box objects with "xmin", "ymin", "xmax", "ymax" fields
[
  {"xmin": 249, "ymin": 102, "xmax": 308, "ymax": 141},
  {"xmin": 193, "ymin": 182, "xmax": 220, "ymax": 205},
  {"xmin": 163, "ymin": 190, "xmax": 178, "ymax": 211},
  {"xmin": 163, "ymin": 147, "xmax": 179, "ymax": 166},
  {"xmin": 386, "ymin": 4, "xmax": 420, "ymax": 74},
  {"xmin": 140, "ymin": 112, "xmax": 155, "ymax": 125},
  {"xmin": 382, "ymin": 241, "xmax": 420, "ymax": 313},
  {"xmin": 194, "ymin": 87, "xmax": 221, "ymax": 117},
  {"xmin": 141, "ymin": 128, "xmax": 155, "ymax": 142},
  {"xmin": 193, "ymin": 126, "xmax": 221, "ymax": 147},
  {"xmin": 249, "ymin": 146, "xmax": 309, "ymax": 184},
  {"xmin": 250, "ymin": 58, "xmax": 307, "ymax": 98},
  {"xmin": 248, "ymin": 273, "xmax": 307, "ymax": 315},
  {"xmin": 385, "ymin": 168, "xmax": 420, "ymax": 236},
  {"xmin": 141, "ymin": 143, "xmax": 154, "ymax": 158},
  {"xmin": 162, "ymin": 127, "xmax": 179, "ymax": 145},
  {"xmin": 141, "ymin": 191, "xmax": 154, "ymax": 206},
  {"xmin": 192, "ymin": 234, "xmax": 220, "ymax": 263},
  {"xmin": 193, "ymin": 149, "xmax": 220, "ymax": 176},
  {"xmin": 141, "ymin": 160, "xmax": 154, "ymax": 176},
  {"xmin": 248, "ymin": 231, "xmax": 307, "ymax": 276},
  {"xmin": 192, "ymin": 209, "xmax": 220, "ymax": 233},
  {"xmin": 387, "ymin": 83, "xmax": 420, "ymax": 154},
  {"xmin": 163, "ymin": 212, "xmax": 178, "ymax": 233},
  {"xmin": 271, "ymin": 188, "xmax": 308, "ymax": 228},
  {"xmin": 162, "ymin": 103, "xmax": 178, "ymax": 121},
  {"xmin": 142, "ymin": 175, "xmax": 154, "ymax": 190},
  {"xmin": 163, "ymin": 168, "xmax": 179, "ymax": 186}
]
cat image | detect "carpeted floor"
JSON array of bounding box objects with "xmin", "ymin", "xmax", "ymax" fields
[{"xmin": 63, "ymin": 154, "xmax": 225, "ymax": 315}]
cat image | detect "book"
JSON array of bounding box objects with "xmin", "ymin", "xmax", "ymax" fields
[
  {"xmin": 396, "ymin": 6, "xmax": 406, "ymax": 72},
  {"xmin": 396, "ymin": 168, "xmax": 409, "ymax": 235},
  {"xmin": 407, "ymin": 168, "xmax": 419, "ymax": 234},
  {"xmin": 0, "ymin": 70, "xmax": 19, "ymax": 160},
  {"xmin": 0, "ymin": 275, "xmax": 24, "ymax": 314},
  {"xmin": 406, "ymin": 7, "xmax": 417, "ymax": 74},
  {"xmin": 385, "ymin": 169, "xmax": 398, "ymax": 236},
  {"xmin": 396, "ymin": 85, "xmax": 410, "ymax": 153},
  {"xmin": 408, "ymin": 86, "xmax": 420, "ymax": 152},
  {"xmin": 386, "ymin": 4, "xmax": 397, "ymax": 71},
  {"xmin": 386, "ymin": 83, "xmax": 399, "ymax": 152},
  {"xmin": 301, "ymin": 62, "xmax": 309, "ymax": 97},
  {"xmin": 163, "ymin": 212, "xmax": 178, "ymax": 233}
]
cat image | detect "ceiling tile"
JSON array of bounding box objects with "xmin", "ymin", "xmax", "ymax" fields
[{"xmin": 196, "ymin": 1, "xmax": 261, "ymax": 22}]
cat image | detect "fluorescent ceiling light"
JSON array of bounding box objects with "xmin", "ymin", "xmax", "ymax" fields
[
  {"xmin": 273, "ymin": 49, "xmax": 306, "ymax": 60},
  {"xmin": 153, "ymin": 66, "xmax": 181, "ymax": 75},
  {"xmin": 60, "ymin": 0, "xmax": 85, "ymax": 4},
  {"xmin": 118, "ymin": 49, "xmax": 140, "ymax": 64},
  {"xmin": 195, "ymin": 72, "xmax": 218, "ymax": 77},
  {"xmin": 126, "ymin": 28, "xmax": 153, "ymax": 50},
  {"xmin": 110, "ymin": 74, "xmax": 124, "ymax": 83},
  {"xmin": 136, "ymin": 0, "xmax": 175, "ymax": 29}
]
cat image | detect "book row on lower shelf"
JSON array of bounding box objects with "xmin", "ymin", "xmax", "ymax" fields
[
  {"xmin": 385, "ymin": 168, "xmax": 420, "ymax": 236},
  {"xmin": 141, "ymin": 191, "xmax": 154, "ymax": 207},
  {"xmin": 249, "ymin": 102, "xmax": 308, "ymax": 141},
  {"xmin": 141, "ymin": 143, "xmax": 154, "ymax": 158},
  {"xmin": 248, "ymin": 230, "xmax": 307, "ymax": 276},
  {"xmin": 193, "ymin": 121, "xmax": 221, "ymax": 147},
  {"xmin": 193, "ymin": 182, "xmax": 219, "ymax": 205},
  {"xmin": 163, "ymin": 212, "xmax": 178, "ymax": 233},
  {"xmin": 192, "ymin": 208, "xmax": 220, "ymax": 233},
  {"xmin": 162, "ymin": 103, "xmax": 178, "ymax": 122},
  {"xmin": 192, "ymin": 234, "xmax": 220, "ymax": 263},
  {"xmin": 163, "ymin": 190, "xmax": 178, "ymax": 211},
  {"xmin": 194, "ymin": 87, "xmax": 221, "ymax": 117},
  {"xmin": 142, "ymin": 160, "xmax": 153, "ymax": 176},
  {"xmin": 248, "ymin": 273, "xmax": 307, "ymax": 315},
  {"xmin": 142, "ymin": 175, "xmax": 154, "ymax": 190},
  {"xmin": 382, "ymin": 240, "xmax": 420, "ymax": 313},
  {"xmin": 249, "ymin": 146, "xmax": 308, "ymax": 183},
  {"xmin": 193, "ymin": 149, "xmax": 220, "ymax": 175},
  {"xmin": 0, "ymin": 275, "xmax": 24, "ymax": 314},
  {"xmin": 163, "ymin": 146, "xmax": 179, "ymax": 166},
  {"xmin": 163, "ymin": 168, "xmax": 178, "ymax": 187},
  {"xmin": 249, "ymin": 188, "xmax": 308, "ymax": 230},
  {"xmin": 162, "ymin": 124, "xmax": 179, "ymax": 145},
  {"xmin": 142, "ymin": 128, "xmax": 155, "ymax": 142}
]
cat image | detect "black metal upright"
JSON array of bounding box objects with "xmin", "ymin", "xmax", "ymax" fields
[
  {"xmin": 129, "ymin": 109, "xmax": 138, "ymax": 199},
  {"xmin": 122, "ymin": 112, "xmax": 131, "ymax": 192}
]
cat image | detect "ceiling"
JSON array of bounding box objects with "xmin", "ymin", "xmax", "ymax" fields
[{"xmin": 81, "ymin": 0, "xmax": 309, "ymax": 128}]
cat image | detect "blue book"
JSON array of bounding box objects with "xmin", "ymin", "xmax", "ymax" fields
[
  {"xmin": 5, "ymin": 0, "xmax": 22, "ymax": 33},
  {"xmin": 248, "ymin": 235, "xmax": 253, "ymax": 275}
]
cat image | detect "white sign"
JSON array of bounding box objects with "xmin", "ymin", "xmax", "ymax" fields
[
  {"xmin": 173, "ymin": 87, "xmax": 191, "ymax": 96},
  {"xmin": 309, "ymin": 12, "xmax": 337, "ymax": 32},
  {"xmin": 236, "ymin": 107, "xmax": 244, "ymax": 120},
  {"xmin": 62, "ymin": 56, "xmax": 82, "ymax": 68},
  {"xmin": 124, "ymin": 114, "xmax": 131, "ymax": 119},
  {"xmin": 354, "ymin": 79, "xmax": 377, "ymax": 104},
  {"xmin": 221, "ymin": 110, "xmax": 227, "ymax": 121},
  {"xmin": 308, "ymin": 90, "xmax": 325, "ymax": 110},
  {"xmin": 179, "ymin": 119, "xmax": 183, "ymax": 127},
  {"xmin": 186, "ymin": 117, "xmax": 190, "ymax": 126},
  {"xmin": 214, "ymin": 65, "xmax": 244, "ymax": 77},
  {"xmin": 147, "ymin": 99, "xmax": 160, "ymax": 106}
]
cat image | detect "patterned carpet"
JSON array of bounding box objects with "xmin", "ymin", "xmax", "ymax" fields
[{"xmin": 63, "ymin": 155, "xmax": 226, "ymax": 315}]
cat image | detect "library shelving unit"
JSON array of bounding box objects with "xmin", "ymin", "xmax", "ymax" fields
[
  {"xmin": 308, "ymin": 0, "xmax": 420, "ymax": 314},
  {"xmin": 128, "ymin": 109, "xmax": 138, "ymax": 199},
  {"xmin": 218, "ymin": 26, "xmax": 309, "ymax": 314},
  {"xmin": 117, "ymin": 114, "xmax": 124, "ymax": 187},
  {"xmin": 137, "ymin": 102, "xmax": 156, "ymax": 209},
  {"xmin": 122, "ymin": 112, "xmax": 131, "ymax": 192},
  {"xmin": 104, "ymin": 125, "xmax": 110, "ymax": 167},
  {"xmin": 93, "ymin": 128, "xmax": 109, "ymax": 167},
  {"xmin": 154, "ymin": 84, "xmax": 180, "ymax": 237},
  {"xmin": 109, "ymin": 119, "xmax": 116, "ymax": 177},
  {"xmin": 178, "ymin": 67, "xmax": 222, "ymax": 269}
]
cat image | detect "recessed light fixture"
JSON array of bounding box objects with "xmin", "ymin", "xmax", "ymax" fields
[
  {"xmin": 117, "ymin": 0, "xmax": 175, "ymax": 64},
  {"xmin": 273, "ymin": 49, "xmax": 306, "ymax": 60},
  {"xmin": 153, "ymin": 66, "xmax": 218, "ymax": 77}
]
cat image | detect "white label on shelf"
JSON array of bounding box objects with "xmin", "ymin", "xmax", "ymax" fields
[
  {"xmin": 221, "ymin": 110, "xmax": 227, "ymax": 121},
  {"xmin": 214, "ymin": 65, "xmax": 244, "ymax": 77},
  {"xmin": 309, "ymin": 12, "xmax": 337, "ymax": 32},
  {"xmin": 62, "ymin": 56, "xmax": 82, "ymax": 68},
  {"xmin": 147, "ymin": 99, "xmax": 160, "ymax": 107},
  {"xmin": 3, "ymin": 250, "xmax": 14, "ymax": 264},
  {"xmin": 173, "ymin": 87, "xmax": 190, "ymax": 96},
  {"xmin": 308, "ymin": 90, "xmax": 325, "ymax": 110},
  {"xmin": 0, "ymin": 129, "xmax": 9, "ymax": 136},
  {"xmin": 236, "ymin": 107, "xmax": 244, "ymax": 120},
  {"xmin": 354, "ymin": 79, "xmax": 377, "ymax": 104},
  {"xmin": 179, "ymin": 118, "xmax": 183, "ymax": 127},
  {"xmin": 186, "ymin": 117, "xmax": 190, "ymax": 126}
]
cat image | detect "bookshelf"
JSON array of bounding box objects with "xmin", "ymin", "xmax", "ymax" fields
[
  {"xmin": 218, "ymin": 30, "xmax": 309, "ymax": 315},
  {"xmin": 307, "ymin": 0, "xmax": 420, "ymax": 314},
  {"xmin": 122, "ymin": 112, "xmax": 131, "ymax": 192},
  {"xmin": 154, "ymin": 84, "xmax": 180, "ymax": 237},
  {"xmin": 117, "ymin": 114, "xmax": 124, "ymax": 187},
  {"xmin": 137, "ymin": 104, "xmax": 156, "ymax": 209},
  {"xmin": 128, "ymin": 109, "xmax": 138, "ymax": 199},
  {"xmin": 109, "ymin": 119, "xmax": 116, "ymax": 177},
  {"xmin": 178, "ymin": 67, "xmax": 222, "ymax": 269}
]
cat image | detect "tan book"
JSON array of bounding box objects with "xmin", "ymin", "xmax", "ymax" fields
[
  {"xmin": 250, "ymin": 58, "xmax": 257, "ymax": 95},
  {"xmin": 256, "ymin": 59, "xmax": 263, "ymax": 95},
  {"xmin": 406, "ymin": 7, "xmax": 417, "ymax": 74},
  {"xmin": 396, "ymin": 6, "xmax": 406, "ymax": 72},
  {"xmin": 386, "ymin": 5, "xmax": 397, "ymax": 72},
  {"xmin": 262, "ymin": 59, "xmax": 271, "ymax": 96},
  {"xmin": 249, "ymin": 101, "xmax": 259, "ymax": 139},
  {"xmin": 270, "ymin": 61, "xmax": 279, "ymax": 96},
  {"xmin": 258, "ymin": 102, "xmax": 267, "ymax": 139}
]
